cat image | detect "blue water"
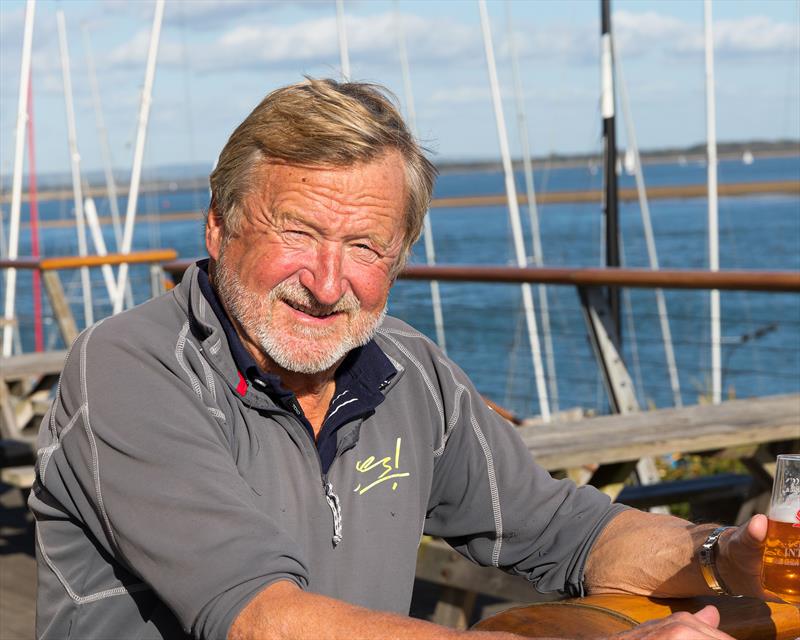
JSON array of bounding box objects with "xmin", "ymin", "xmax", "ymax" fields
[{"xmin": 3, "ymin": 155, "xmax": 799, "ymax": 417}]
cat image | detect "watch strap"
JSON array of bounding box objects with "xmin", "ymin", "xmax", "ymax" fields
[{"xmin": 698, "ymin": 526, "xmax": 740, "ymax": 597}]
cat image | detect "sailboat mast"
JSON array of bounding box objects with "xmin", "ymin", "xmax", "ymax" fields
[
  {"xmin": 2, "ymin": 0, "xmax": 35, "ymax": 357},
  {"xmin": 601, "ymin": 0, "xmax": 621, "ymax": 347},
  {"xmin": 57, "ymin": 9, "xmax": 94, "ymax": 327},
  {"xmin": 704, "ymin": 0, "xmax": 721, "ymax": 404},
  {"xmin": 26, "ymin": 71, "xmax": 43, "ymax": 352},
  {"xmin": 478, "ymin": 0, "xmax": 550, "ymax": 422},
  {"xmin": 335, "ymin": 0, "xmax": 350, "ymax": 81},
  {"xmin": 83, "ymin": 26, "xmax": 123, "ymax": 251},
  {"xmin": 114, "ymin": 0, "xmax": 165, "ymax": 314}
]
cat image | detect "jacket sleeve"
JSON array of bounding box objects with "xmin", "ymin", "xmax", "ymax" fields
[
  {"xmin": 35, "ymin": 319, "xmax": 309, "ymax": 639},
  {"xmin": 423, "ymin": 354, "xmax": 627, "ymax": 597}
]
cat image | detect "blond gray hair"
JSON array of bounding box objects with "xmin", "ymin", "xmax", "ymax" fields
[{"xmin": 209, "ymin": 78, "xmax": 437, "ymax": 265}]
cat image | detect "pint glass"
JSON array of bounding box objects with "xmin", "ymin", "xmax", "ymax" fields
[{"xmin": 761, "ymin": 454, "xmax": 800, "ymax": 602}]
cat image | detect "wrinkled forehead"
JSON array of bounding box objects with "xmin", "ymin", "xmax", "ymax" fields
[{"xmin": 247, "ymin": 154, "xmax": 408, "ymax": 224}]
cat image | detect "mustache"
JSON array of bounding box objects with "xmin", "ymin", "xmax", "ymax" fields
[{"xmin": 270, "ymin": 280, "xmax": 360, "ymax": 316}]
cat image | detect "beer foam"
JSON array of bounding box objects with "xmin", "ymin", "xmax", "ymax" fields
[{"xmin": 769, "ymin": 503, "xmax": 800, "ymax": 524}]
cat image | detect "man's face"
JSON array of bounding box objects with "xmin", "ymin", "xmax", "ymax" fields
[{"xmin": 206, "ymin": 152, "xmax": 407, "ymax": 376}]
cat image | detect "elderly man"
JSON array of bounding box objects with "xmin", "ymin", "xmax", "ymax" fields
[{"xmin": 32, "ymin": 79, "xmax": 768, "ymax": 640}]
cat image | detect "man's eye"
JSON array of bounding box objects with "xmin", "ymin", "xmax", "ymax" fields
[
  {"xmin": 285, "ymin": 229, "xmax": 309, "ymax": 239},
  {"xmin": 353, "ymin": 243, "xmax": 380, "ymax": 260}
]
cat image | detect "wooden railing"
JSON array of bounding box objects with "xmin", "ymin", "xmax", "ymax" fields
[
  {"xmin": 0, "ymin": 249, "xmax": 178, "ymax": 271},
  {"xmin": 161, "ymin": 260, "xmax": 800, "ymax": 293},
  {"xmin": 1, "ymin": 250, "xmax": 178, "ymax": 345}
]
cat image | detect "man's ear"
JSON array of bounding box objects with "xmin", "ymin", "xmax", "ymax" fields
[{"xmin": 206, "ymin": 207, "xmax": 224, "ymax": 260}]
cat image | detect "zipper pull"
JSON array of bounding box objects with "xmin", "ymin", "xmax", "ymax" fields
[{"xmin": 323, "ymin": 481, "xmax": 343, "ymax": 547}]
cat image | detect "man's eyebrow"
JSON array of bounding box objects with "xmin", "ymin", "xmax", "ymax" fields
[{"xmin": 272, "ymin": 210, "xmax": 315, "ymax": 229}]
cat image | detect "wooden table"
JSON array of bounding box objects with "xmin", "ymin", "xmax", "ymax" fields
[
  {"xmin": 473, "ymin": 594, "xmax": 800, "ymax": 639},
  {"xmin": 517, "ymin": 394, "xmax": 800, "ymax": 518},
  {"xmin": 517, "ymin": 394, "xmax": 799, "ymax": 473}
]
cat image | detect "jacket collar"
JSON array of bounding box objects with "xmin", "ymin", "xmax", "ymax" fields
[{"xmin": 178, "ymin": 260, "xmax": 398, "ymax": 411}]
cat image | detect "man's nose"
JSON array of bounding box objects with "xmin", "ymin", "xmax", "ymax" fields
[{"xmin": 299, "ymin": 243, "xmax": 347, "ymax": 306}]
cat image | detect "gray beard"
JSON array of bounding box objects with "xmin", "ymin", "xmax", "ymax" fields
[{"xmin": 213, "ymin": 257, "xmax": 386, "ymax": 375}]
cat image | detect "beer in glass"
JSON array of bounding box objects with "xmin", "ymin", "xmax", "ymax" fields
[{"xmin": 761, "ymin": 454, "xmax": 800, "ymax": 603}]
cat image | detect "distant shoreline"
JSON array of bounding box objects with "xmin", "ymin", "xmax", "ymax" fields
[
  {"xmin": 1, "ymin": 142, "xmax": 798, "ymax": 204},
  {"xmin": 436, "ymin": 146, "xmax": 800, "ymax": 174},
  {"xmin": 11, "ymin": 180, "xmax": 799, "ymax": 231}
]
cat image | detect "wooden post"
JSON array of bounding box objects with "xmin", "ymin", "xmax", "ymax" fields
[{"xmin": 42, "ymin": 270, "xmax": 78, "ymax": 347}]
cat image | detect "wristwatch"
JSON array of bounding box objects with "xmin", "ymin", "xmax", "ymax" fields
[{"xmin": 699, "ymin": 526, "xmax": 741, "ymax": 597}]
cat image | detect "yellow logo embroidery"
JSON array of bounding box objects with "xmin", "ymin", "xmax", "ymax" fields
[{"xmin": 353, "ymin": 437, "xmax": 410, "ymax": 495}]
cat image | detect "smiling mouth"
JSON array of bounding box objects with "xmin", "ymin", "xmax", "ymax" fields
[{"xmin": 282, "ymin": 299, "xmax": 341, "ymax": 319}]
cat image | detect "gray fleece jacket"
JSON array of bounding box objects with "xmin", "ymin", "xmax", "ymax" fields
[{"xmin": 30, "ymin": 262, "xmax": 625, "ymax": 639}]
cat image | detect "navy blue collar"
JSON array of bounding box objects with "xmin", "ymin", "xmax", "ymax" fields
[
  {"xmin": 196, "ymin": 260, "xmax": 288, "ymax": 396},
  {"xmin": 194, "ymin": 259, "xmax": 396, "ymax": 473}
]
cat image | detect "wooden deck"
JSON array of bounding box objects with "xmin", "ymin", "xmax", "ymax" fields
[{"xmin": 0, "ymin": 482, "xmax": 35, "ymax": 640}]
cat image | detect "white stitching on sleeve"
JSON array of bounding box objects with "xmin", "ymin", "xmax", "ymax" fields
[
  {"xmin": 469, "ymin": 413, "xmax": 504, "ymax": 567},
  {"xmin": 435, "ymin": 357, "xmax": 503, "ymax": 564},
  {"xmin": 46, "ymin": 336, "xmax": 80, "ymax": 443},
  {"xmin": 432, "ymin": 358, "xmax": 466, "ymax": 457},
  {"xmin": 80, "ymin": 320, "xmax": 119, "ymax": 551},
  {"xmin": 207, "ymin": 407, "xmax": 226, "ymax": 421},
  {"xmin": 36, "ymin": 526, "xmax": 149, "ymax": 604},
  {"xmin": 176, "ymin": 322, "xmax": 226, "ymax": 420},
  {"xmin": 175, "ymin": 322, "xmax": 204, "ymax": 399},
  {"xmin": 209, "ymin": 337, "xmax": 222, "ymax": 355},
  {"xmin": 379, "ymin": 327, "xmax": 433, "ymax": 341},
  {"xmin": 38, "ymin": 409, "xmax": 82, "ymax": 484},
  {"xmin": 187, "ymin": 339, "xmax": 216, "ymax": 402}
]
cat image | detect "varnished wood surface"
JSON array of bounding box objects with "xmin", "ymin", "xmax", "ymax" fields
[
  {"xmin": 161, "ymin": 260, "xmax": 800, "ymax": 293},
  {"xmin": 399, "ymin": 265, "xmax": 800, "ymax": 293},
  {"xmin": 473, "ymin": 594, "xmax": 800, "ymax": 639},
  {"xmin": 0, "ymin": 249, "xmax": 178, "ymax": 271}
]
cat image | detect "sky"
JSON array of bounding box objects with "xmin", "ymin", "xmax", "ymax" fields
[{"xmin": 0, "ymin": 0, "xmax": 798, "ymax": 178}]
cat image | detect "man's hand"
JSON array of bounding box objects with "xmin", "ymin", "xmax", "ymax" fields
[
  {"xmin": 610, "ymin": 606, "xmax": 734, "ymax": 639},
  {"xmin": 718, "ymin": 514, "xmax": 778, "ymax": 600}
]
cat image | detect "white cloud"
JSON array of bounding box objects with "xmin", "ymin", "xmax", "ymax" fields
[
  {"xmin": 100, "ymin": 10, "xmax": 478, "ymax": 74},
  {"xmin": 503, "ymin": 22, "xmax": 597, "ymax": 64},
  {"xmin": 715, "ymin": 15, "xmax": 799, "ymax": 55},
  {"xmin": 164, "ymin": 0, "xmax": 323, "ymax": 31},
  {"xmin": 613, "ymin": 10, "xmax": 799, "ymax": 58},
  {"xmin": 430, "ymin": 85, "xmax": 492, "ymax": 105},
  {"xmin": 106, "ymin": 28, "xmax": 184, "ymax": 68},
  {"xmin": 429, "ymin": 83, "xmax": 594, "ymax": 108}
]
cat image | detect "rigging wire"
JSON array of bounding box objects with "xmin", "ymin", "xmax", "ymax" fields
[
  {"xmin": 619, "ymin": 232, "xmax": 647, "ymax": 408},
  {"xmin": 477, "ymin": 0, "xmax": 550, "ymax": 421},
  {"xmin": 504, "ymin": 0, "xmax": 559, "ymax": 412},
  {"xmin": 393, "ymin": 0, "xmax": 447, "ymax": 354},
  {"xmin": 615, "ymin": 47, "xmax": 683, "ymax": 407}
]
